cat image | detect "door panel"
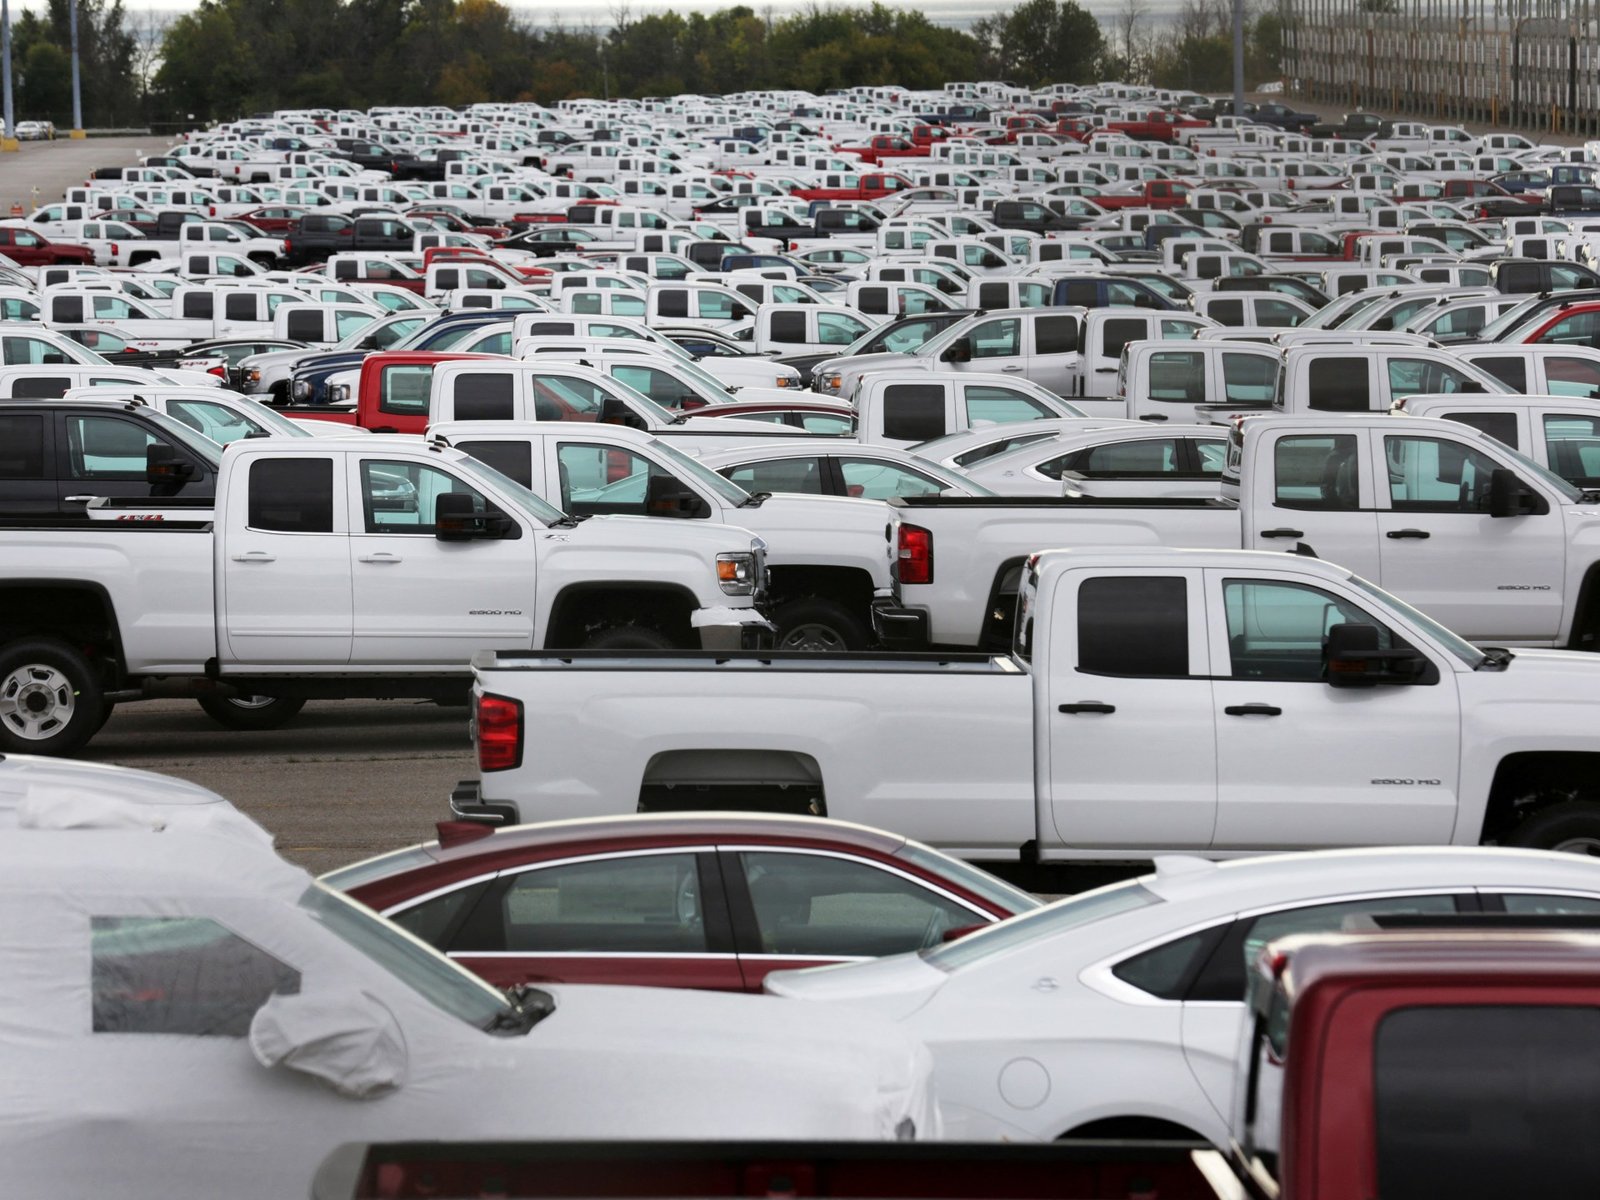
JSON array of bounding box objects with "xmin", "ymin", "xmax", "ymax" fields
[
  {"xmin": 346, "ymin": 457, "xmax": 534, "ymax": 666},
  {"xmin": 1045, "ymin": 569, "xmax": 1218, "ymax": 850},
  {"xmin": 1206, "ymin": 569, "xmax": 1460, "ymax": 848}
]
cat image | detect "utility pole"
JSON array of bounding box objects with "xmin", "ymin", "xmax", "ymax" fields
[
  {"xmin": 1, "ymin": 0, "xmax": 16, "ymax": 152},
  {"xmin": 1233, "ymin": 0, "xmax": 1246, "ymax": 118},
  {"xmin": 69, "ymin": 0, "xmax": 83, "ymax": 137}
]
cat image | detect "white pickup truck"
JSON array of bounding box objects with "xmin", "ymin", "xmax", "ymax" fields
[
  {"xmin": 881, "ymin": 414, "xmax": 1600, "ymax": 651},
  {"xmin": 455, "ymin": 546, "xmax": 1600, "ymax": 860},
  {"xmin": 0, "ymin": 438, "xmax": 771, "ymax": 756},
  {"xmin": 430, "ymin": 421, "xmax": 913, "ymax": 651}
]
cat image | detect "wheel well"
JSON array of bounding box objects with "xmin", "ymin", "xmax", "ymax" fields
[
  {"xmin": 248, "ymin": 252, "xmax": 278, "ymax": 266},
  {"xmin": 767, "ymin": 565, "xmax": 873, "ymax": 612},
  {"xmin": 544, "ymin": 584, "xmax": 696, "ymax": 648},
  {"xmin": 638, "ymin": 749, "xmax": 825, "ymax": 816},
  {"xmin": 1483, "ymin": 752, "xmax": 1600, "ymax": 841},
  {"xmin": 978, "ymin": 557, "xmax": 1028, "ymax": 652},
  {"xmin": 0, "ymin": 584, "xmax": 124, "ymax": 687},
  {"xmin": 1569, "ymin": 561, "xmax": 1600, "ymax": 651},
  {"xmin": 1057, "ymin": 1117, "xmax": 1207, "ymax": 1144}
]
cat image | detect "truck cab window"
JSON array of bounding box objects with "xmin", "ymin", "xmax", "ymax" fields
[
  {"xmin": 1274, "ymin": 433, "xmax": 1359, "ymax": 510},
  {"xmin": 1223, "ymin": 578, "xmax": 1396, "ymax": 681},
  {"xmin": 1077, "ymin": 575, "xmax": 1189, "ymax": 677},
  {"xmin": 360, "ymin": 459, "xmax": 492, "ymax": 533},
  {"xmin": 882, "ymin": 384, "xmax": 949, "ymax": 443},
  {"xmin": 1384, "ymin": 435, "xmax": 1503, "ymax": 511},
  {"xmin": 1306, "ymin": 357, "xmax": 1371, "ymax": 411},
  {"xmin": 248, "ymin": 457, "xmax": 333, "ymax": 532}
]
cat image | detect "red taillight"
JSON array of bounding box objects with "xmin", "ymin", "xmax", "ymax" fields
[
  {"xmin": 110, "ymin": 242, "xmax": 119, "ymax": 255},
  {"xmin": 208, "ymin": 364, "xmax": 225, "ymax": 377},
  {"xmin": 475, "ymin": 692, "xmax": 523, "ymax": 771},
  {"xmin": 898, "ymin": 523, "xmax": 933, "ymax": 585}
]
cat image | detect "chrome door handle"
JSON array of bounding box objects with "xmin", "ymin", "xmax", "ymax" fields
[
  {"xmin": 1000, "ymin": 364, "xmax": 1023, "ymax": 372},
  {"xmin": 64, "ymin": 495, "xmax": 96, "ymax": 503},
  {"xmin": 230, "ymin": 551, "xmax": 275, "ymax": 562},
  {"xmin": 358, "ymin": 552, "xmax": 403, "ymax": 564}
]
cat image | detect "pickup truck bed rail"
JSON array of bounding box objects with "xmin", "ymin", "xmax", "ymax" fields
[{"xmin": 475, "ymin": 649, "xmax": 1012, "ymax": 674}]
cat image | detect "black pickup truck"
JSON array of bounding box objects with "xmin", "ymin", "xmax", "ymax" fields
[
  {"xmin": 283, "ymin": 213, "xmax": 415, "ymax": 266},
  {"xmin": 1307, "ymin": 111, "xmax": 1392, "ymax": 139}
]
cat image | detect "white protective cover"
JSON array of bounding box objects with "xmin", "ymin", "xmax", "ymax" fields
[{"xmin": 0, "ymin": 756, "xmax": 938, "ymax": 1199}]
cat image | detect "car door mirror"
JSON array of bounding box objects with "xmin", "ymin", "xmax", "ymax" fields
[
  {"xmin": 598, "ymin": 395, "xmax": 647, "ymax": 430},
  {"xmin": 645, "ymin": 473, "xmax": 709, "ymax": 518},
  {"xmin": 1489, "ymin": 467, "xmax": 1548, "ymax": 517},
  {"xmin": 435, "ymin": 491, "xmax": 512, "ymax": 540},
  {"xmin": 943, "ymin": 338, "xmax": 972, "ymax": 363},
  {"xmin": 146, "ymin": 442, "xmax": 196, "ymax": 488},
  {"xmin": 1323, "ymin": 622, "xmax": 1428, "ymax": 687},
  {"xmin": 249, "ymin": 988, "xmax": 405, "ymax": 1100}
]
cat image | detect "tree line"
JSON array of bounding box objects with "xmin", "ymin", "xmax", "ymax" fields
[{"xmin": 6, "ymin": 0, "xmax": 1281, "ymax": 129}]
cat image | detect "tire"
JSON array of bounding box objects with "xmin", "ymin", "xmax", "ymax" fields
[
  {"xmin": 0, "ymin": 638, "xmax": 105, "ymax": 756},
  {"xmin": 196, "ymin": 693, "xmax": 306, "ymax": 731},
  {"xmin": 772, "ymin": 596, "xmax": 869, "ymax": 653},
  {"xmin": 1506, "ymin": 799, "xmax": 1600, "ymax": 855},
  {"xmin": 581, "ymin": 624, "xmax": 677, "ymax": 651}
]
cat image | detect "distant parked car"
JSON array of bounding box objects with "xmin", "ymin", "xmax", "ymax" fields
[
  {"xmin": 14, "ymin": 120, "xmax": 54, "ymax": 141},
  {"xmin": 327, "ymin": 813, "xmax": 1039, "ymax": 993}
]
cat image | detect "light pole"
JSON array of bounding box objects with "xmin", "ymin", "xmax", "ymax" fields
[
  {"xmin": 69, "ymin": 0, "xmax": 83, "ymax": 137},
  {"xmin": 1233, "ymin": 0, "xmax": 1246, "ymax": 120},
  {"xmin": 1, "ymin": 0, "xmax": 16, "ymax": 152}
]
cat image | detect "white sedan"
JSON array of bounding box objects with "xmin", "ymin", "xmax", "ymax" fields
[
  {"xmin": 959, "ymin": 423, "xmax": 1229, "ymax": 498},
  {"xmin": 766, "ymin": 847, "xmax": 1600, "ymax": 1147}
]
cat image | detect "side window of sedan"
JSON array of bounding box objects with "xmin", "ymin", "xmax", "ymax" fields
[
  {"xmin": 460, "ymin": 853, "xmax": 713, "ymax": 953},
  {"xmin": 723, "ymin": 456, "xmax": 827, "ymax": 495},
  {"xmin": 1184, "ymin": 894, "xmax": 1463, "ymax": 1002},
  {"xmin": 735, "ymin": 851, "xmax": 977, "ymax": 957}
]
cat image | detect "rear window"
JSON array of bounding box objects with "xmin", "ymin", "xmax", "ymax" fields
[
  {"xmin": 1304, "ymin": 356, "xmax": 1371, "ymax": 412},
  {"xmin": 451, "ymin": 373, "xmax": 514, "ymax": 421},
  {"xmin": 248, "ymin": 457, "xmax": 333, "ymax": 532},
  {"xmin": 0, "ymin": 414, "xmax": 45, "ymax": 478},
  {"xmin": 881, "ymin": 383, "xmax": 948, "ymax": 442},
  {"xmin": 1376, "ymin": 1006, "xmax": 1600, "ymax": 1200}
]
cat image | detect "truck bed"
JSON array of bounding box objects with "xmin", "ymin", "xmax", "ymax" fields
[{"xmin": 475, "ymin": 649, "xmax": 1013, "ymax": 673}]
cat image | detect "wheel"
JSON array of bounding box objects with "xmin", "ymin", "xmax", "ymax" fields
[
  {"xmin": 196, "ymin": 693, "xmax": 306, "ymax": 731},
  {"xmin": 0, "ymin": 638, "xmax": 105, "ymax": 755},
  {"xmin": 772, "ymin": 597, "xmax": 869, "ymax": 652},
  {"xmin": 581, "ymin": 624, "xmax": 676, "ymax": 650},
  {"xmin": 1506, "ymin": 799, "xmax": 1600, "ymax": 854}
]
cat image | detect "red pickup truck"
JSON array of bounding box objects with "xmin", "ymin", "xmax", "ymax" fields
[
  {"xmin": 790, "ymin": 173, "xmax": 914, "ymax": 202},
  {"xmin": 1105, "ymin": 110, "xmax": 1210, "ymax": 142},
  {"xmin": 281, "ymin": 350, "xmax": 494, "ymax": 433},
  {"xmin": 909, "ymin": 123, "xmax": 949, "ymax": 148},
  {"xmin": 831, "ymin": 136, "xmax": 928, "ymax": 167},
  {"xmin": 1088, "ymin": 180, "xmax": 1190, "ymax": 209}
]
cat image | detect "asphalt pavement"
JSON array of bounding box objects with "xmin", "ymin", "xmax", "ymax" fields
[
  {"xmin": 82, "ymin": 698, "xmax": 476, "ymax": 875},
  {"xmin": 1, "ymin": 134, "xmax": 179, "ymax": 213}
]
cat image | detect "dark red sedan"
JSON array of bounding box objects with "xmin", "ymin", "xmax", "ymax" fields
[
  {"xmin": 235, "ymin": 206, "xmax": 310, "ymax": 236},
  {"xmin": 325, "ymin": 814, "xmax": 1038, "ymax": 993},
  {"xmin": 0, "ymin": 226, "xmax": 93, "ymax": 266}
]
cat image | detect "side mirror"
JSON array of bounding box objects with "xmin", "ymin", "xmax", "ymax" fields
[
  {"xmin": 435, "ymin": 491, "xmax": 511, "ymax": 540},
  {"xmin": 146, "ymin": 442, "xmax": 196, "ymax": 490},
  {"xmin": 1489, "ymin": 467, "xmax": 1547, "ymax": 517},
  {"xmin": 598, "ymin": 395, "xmax": 647, "ymax": 430},
  {"xmin": 645, "ymin": 472, "xmax": 709, "ymax": 518},
  {"xmin": 1323, "ymin": 623, "xmax": 1428, "ymax": 687},
  {"xmin": 249, "ymin": 988, "xmax": 405, "ymax": 1100},
  {"xmin": 943, "ymin": 339, "xmax": 972, "ymax": 363}
]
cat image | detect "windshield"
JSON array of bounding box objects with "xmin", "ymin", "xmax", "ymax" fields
[
  {"xmin": 298, "ymin": 882, "xmax": 516, "ymax": 1030},
  {"xmin": 896, "ymin": 841, "xmax": 1041, "ymax": 914},
  {"xmin": 1344, "ymin": 573, "xmax": 1486, "ymax": 668},
  {"xmin": 924, "ymin": 880, "xmax": 1160, "ymax": 971},
  {"xmin": 1498, "ymin": 440, "xmax": 1585, "ymax": 503},
  {"xmin": 648, "ymin": 436, "xmax": 754, "ymax": 505},
  {"xmin": 1476, "ymin": 296, "xmax": 1546, "ymax": 342},
  {"xmin": 455, "ymin": 452, "xmax": 568, "ymax": 525}
]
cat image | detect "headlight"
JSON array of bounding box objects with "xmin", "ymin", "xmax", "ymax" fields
[
  {"xmin": 290, "ymin": 379, "xmax": 311, "ymax": 400},
  {"xmin": 329, "ymin": 384, "xmax": 350, "ymax": 404},
  {"xmin": 818, "ymin": 370, "xmax": 842, "ymax": 392},
  {"xmin": 244, "ymin": 368, "xmax": 261, "ymax": 386},
  {"xmin": 716, "ymin": 551, "xmax": 758, "ymax": 595}
]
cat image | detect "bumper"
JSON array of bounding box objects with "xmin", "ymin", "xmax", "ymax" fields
[
  {"xmin": 692, "ymin": 605, "xmax": 775, "ymax": 651},
  {"xmin": 449, "ymin": 779, "xmax": 517, "ymax": 826},
  {"xmin": 872, "ymin": 598, "xmax": 929, "ymax": 650}
]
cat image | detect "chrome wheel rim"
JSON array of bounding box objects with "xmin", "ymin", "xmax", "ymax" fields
[
  {"xmin": 778, "ymin": 623, "xmax": 847, "ymax": 652},
  {"xmin": 0, "ymin": 664, "xmax": 75, "ymax": 741}
]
